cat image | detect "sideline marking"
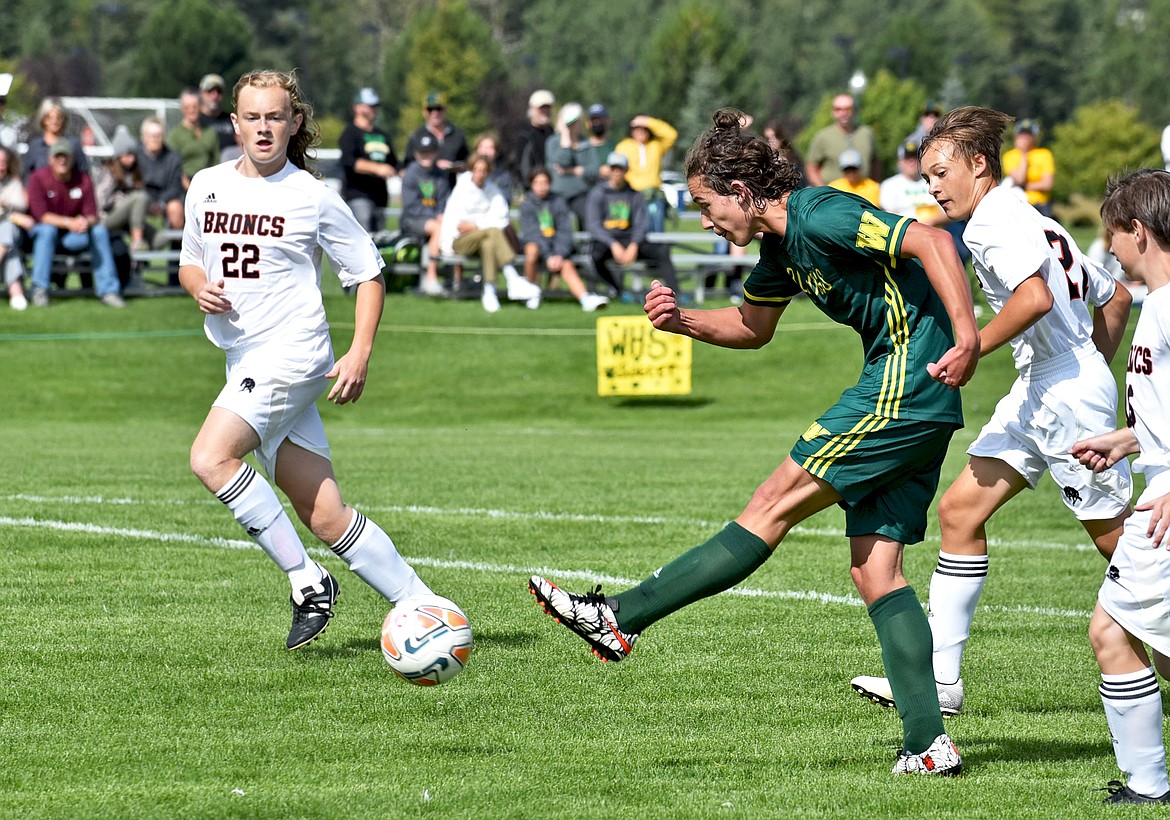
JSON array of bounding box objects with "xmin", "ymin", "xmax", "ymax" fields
[{"xmin": 0, "ymin": 512, "xmax": 1094, "ymax": 619}]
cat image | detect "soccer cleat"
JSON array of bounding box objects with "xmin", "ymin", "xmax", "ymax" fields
[
  {"xmin": 1100, "ymin": 781, "xmax": 1170, "ymax": 804},
  {"xmin": 850, "ymin": 675, "xmax": 964, "ymax": 716},
  {"xmin": 286, "ymin": 569, "xmax": 339, "ymax": 650},
  {"xmin": 892, "ymin": 733, "xmax": 963, "ymax": 776},
  {"xmin": 528, "ymin": 575, "xmax": 637, "ymax": 662}
]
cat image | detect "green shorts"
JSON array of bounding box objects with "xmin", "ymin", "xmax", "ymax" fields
[{"xmin": 789, "ymin": 404, "xmax": 958, "ymax": 545}]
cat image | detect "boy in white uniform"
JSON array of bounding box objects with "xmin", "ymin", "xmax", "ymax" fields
[
  {"xmin": 180, "ymin": 69, "xmax": 435, "ymax": 650},
  {"xmin": 852, "ymin": 107, "xmax": 1133, "ymax": 714},
  {"xmin": 1073, "ymin": 168, "xmax": 1170, "ymax": 805}
]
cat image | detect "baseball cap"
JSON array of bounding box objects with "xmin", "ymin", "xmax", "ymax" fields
[
  {"xmin": 897, "ymin": 140, "xmax": 919, "ymax": 160},
  {"xmin": 839, "ymin": 148, "xmax": 862, "ymax": 170},
  {"xmin": 353, "ymin": 87, "xmax": 380, "ymax": 106},
  {"xmin": 528, "ymin": 89, "xmax": 555, "ymax": 109},
  {"xmin": 920, "ymin": 100, "xmax": 942, "ymax": 116},
  {"xmin": 605, "ymin": 151, "xmax": 628, "ymax": 169},
  {"xmin": 1016, "ymin": 118, "xmax": 1039, "ymax": 135},
  {"xmin": 588, "ymin": 103, "xmax": 608, "ymax": 119},
  {"xmin": 424, "ymin": 91, "xmax": 445, "ymax": 109},
  {"xmin": 50, "ymin": 140, "xmax": 74, "ymax": 157},
  {"xmin": 560, "ymin": 102, "xmax": 583, "ymax": 125},
  {"xmin": 199, "ymin": 73, "xmax": 225, "ymax": 92},
  {"xmin": 416, "ymin": 133, "xmax": 439, "ymax": 154}
]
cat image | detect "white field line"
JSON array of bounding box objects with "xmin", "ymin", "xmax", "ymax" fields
[{"xmin": 0, "ymin": 495, "xmax": 1095, "ymax": 620}]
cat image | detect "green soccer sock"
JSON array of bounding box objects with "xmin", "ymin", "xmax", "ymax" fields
[
  {"xmin": 612, "ymin": 522, "xmax": 772, "ymax": 634},
  {"xmin": 868, "ymin": 585, "xmax": 946, "ymax": 754}
]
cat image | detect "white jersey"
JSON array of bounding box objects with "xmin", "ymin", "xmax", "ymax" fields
[
  {"xmin": 1127, "ymin": 285, "xmax": 1170, "ymax": 502},
  {"xmin": 963, "ymin": 186, "xmax": 1117, "ymax": 372},
  {"xmin": 180, "ymin": 159, "xmax": 384, "ymax": 353}
]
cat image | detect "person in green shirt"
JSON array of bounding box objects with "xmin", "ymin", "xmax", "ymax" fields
[
  {"xmin": 168, "ymin": 88, "xmax": 220, "ymax": 190},
  {"xmin": 529, "ymin": 108, "xmax": 980, "ymax": 777}
]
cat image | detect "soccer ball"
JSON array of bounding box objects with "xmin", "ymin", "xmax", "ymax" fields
[{"xmin": 380, "ymin": 594, "xmax": 473, "ymax": 686}]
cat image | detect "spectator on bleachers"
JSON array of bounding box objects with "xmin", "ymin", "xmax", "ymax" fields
[
  {"xmin": 904, "ymin": 100, "xmax": 943, "ymax": 146},
  {"xmin": 471, "ymin": 131, "xmax": 515, "ymax": 205},
  {"xmin": 168, "ymin": 88, "xmax": 220, "ymax": 190},
  {"xmin": 545, "ymin": 102, "xmax": 599, "ymax": 229},
  {"xmin": 514, "ymin": 89, "xmax": 556, "ymax": 192},
  {"xmin": 92, "ymin": 125, "xmax": 151, "ymax": 253},
  {"xmin": 519, "ymin": 166, "xmax": 608, "ymax": 312},
  {"xmin": 586, "ymin": 103, "xmax": 617, "ymax": 162},
  {"xmin": 585, "ymin": 151, "xmax": 678, "ymax": 296},
  {"xmin": 137, "ymin": 116, "xmax": 185, "ymax": 233},
  {"xmin": 879, "ymin": 139, "xmax": 947, "ymax": 227},
  {"xmin": 339, "ymin": 87, "xmax": 398, "ymax": 236},
  {"xmin": 615, "ymin": 113, "xmax": 677, "ymax": 234},
  {"xmin": 198, "ymin": 73, "xmax": 237, "ymax": 161},
  {"xmin": 0, "ymin": 74, "xmax": 17, "ymax": 150},
  {"xmin": 804, "ymin": 93, "xmax": 875, "ymax": 187},
  {"xmin": 399, "ymin": 133, "xmax": 451, "ymax": 297},
  {"xmin": 439, "ymin": 152, "xmax": 540, "ymax": 313},
  {"xmin": 403, "ymin": 91, "xmax": 469, "ymax": 186},
  {"xmin": 27, "ymin": 141, "xmax": 124, "ymax": 308},
  {"xmin": 0, "ymin": 145, "xmax": 32, "ymax": 309},
  {"xmin": 1002, "ymin": 118, "xmax": 1055, "ymax": 218},
  {"xmin": 23, "ymin": 97, "xmax": 88, "ymax": 178},
  {"xmin": 828, "ymin": 148, "xmax": 880, "ymax": 205}
]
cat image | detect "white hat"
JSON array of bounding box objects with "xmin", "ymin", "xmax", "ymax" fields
[
  {"xmin": 0, "ymin": 74, "xmax": 12, "ymax": 97},
  {"xmin": 559, "ymin": 102, "xmax": 583, "ymax": 126},
  {"xmin": 528, "ymin": 89, "xmax": 555, "ymax": 109}
]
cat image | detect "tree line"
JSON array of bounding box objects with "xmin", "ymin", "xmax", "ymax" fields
[{"xmin": 3, "ymin": 0, "xmax": 1166, "ymax": 207}]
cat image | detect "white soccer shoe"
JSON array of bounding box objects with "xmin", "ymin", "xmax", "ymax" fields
[
  {"xmin": 506, "ymin": 276, "xmax": 541, "ymax": 302},
  {"xmin": 579, "ymin": 293, "xmax": 610, "ymax": 312},
  {"xmin": 892, "ymin": 733, "xmax": 962, "ymax": 776},
  {"xmin": 850, "ymin": 675, "xmax": 964, "ymax": 716},
  {"xmin": 527, "ymin": 575, "xmax": 637, "ymax": 662}
]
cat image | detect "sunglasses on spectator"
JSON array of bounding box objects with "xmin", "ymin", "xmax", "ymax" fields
[{"xmin": 426, "ymin": 106, "xmax": 445, "ymax": 112}]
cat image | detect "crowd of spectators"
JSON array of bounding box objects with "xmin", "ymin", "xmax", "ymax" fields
[{"xmin": 0, "ymin": 77, "xmax": 1093, "ymax": 313}]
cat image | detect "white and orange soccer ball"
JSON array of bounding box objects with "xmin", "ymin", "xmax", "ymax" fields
[{"xmin": 380, "ymin": 594, "xmax": 473, "ymax": 686}]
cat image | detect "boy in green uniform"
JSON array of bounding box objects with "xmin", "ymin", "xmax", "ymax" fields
[{"xmin": 529, "ymin": 109, "xmax": 980, "ymax": 776}]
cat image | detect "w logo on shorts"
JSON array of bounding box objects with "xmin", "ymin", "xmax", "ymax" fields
[{"xmin": 240, "ymin": 377, "xmax": 256, "ymax": 393}]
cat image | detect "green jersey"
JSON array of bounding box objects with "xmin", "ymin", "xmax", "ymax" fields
[{"xmin": 743, "ymin": 187, "xmax": 963, "ymax": 425}]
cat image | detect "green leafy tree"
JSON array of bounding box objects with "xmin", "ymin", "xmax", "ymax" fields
[
  {"xmin": 395, "ymin": 0, "xmax": 508, "ymax": 149},
  {"xmin": 133, "ymin": 0, "xmax": 252, "ymax": 97},
  {"xmin": 1050, "ymin": 99, "xmax": 1161, "ymax": 204},
  {"xmin": 631, "ymin": 0, "xmax": 754, "ymax": 127},
  {"xmin": 675, "ymin": 60, "xmax": 723, "ymax": 160}
]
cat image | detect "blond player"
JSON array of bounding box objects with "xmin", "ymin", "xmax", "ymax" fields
[
  {"xmin": 1074, "ymin": 169, "xmax": 1170, "ymax": 805},
  {"xmin": 179, "ymin": 69, "xmax": 434, "ymax": 650}
]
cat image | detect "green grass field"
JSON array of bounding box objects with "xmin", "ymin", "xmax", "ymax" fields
[{"xmin": 0, "ymin": 280, "xmax": 1146, "ymax": 818}]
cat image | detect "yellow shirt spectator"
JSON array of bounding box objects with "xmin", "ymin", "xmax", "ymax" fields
[
  {"xmin": 1002, "ymin": 120, "xmax": 1054, "ymax": 209},
  {"xmin": 614, "ymin": 115, "xmax": 677, "ymax": 193}
]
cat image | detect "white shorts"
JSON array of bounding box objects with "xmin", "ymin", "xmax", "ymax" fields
[
  {"xmin": 1099, "ymin": 507, "xmax": 1170, "ymax": 657},
  {"xmin": 967, "ymin": 348, "xmax": 1131, "ymax": 520},
  {"xmin": 212, "ymin": 338, "xmax": 334, "ymax": 477}
]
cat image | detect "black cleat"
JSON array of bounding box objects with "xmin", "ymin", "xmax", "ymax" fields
[
  {"xmin": 1100, "ymin": 780, "xmax": 1170, "ymax": 805},
  {"xmin": 287, "ymin": 570, "xmax": 339, "ymax": 650}
]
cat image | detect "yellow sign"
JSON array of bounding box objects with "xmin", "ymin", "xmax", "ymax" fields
[{"xmin": 596, "ymin": 315, "xmax": 692, "ymax": 396}]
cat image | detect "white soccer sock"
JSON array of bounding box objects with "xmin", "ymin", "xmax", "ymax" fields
[
  {"xmin": 216, "ymin": 463, "xmax": 322, "ymax": 588},
  {"xmin": 928, "ymin": 551, "xmax": 989, "ymax": 684},
  {"xmin": 329, "ymin": 509, "xmax": 432, "ymax": 604},
  {"xmin": 1101, "ymin": 668, "xmax": 1170, "ymax": 797}
]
